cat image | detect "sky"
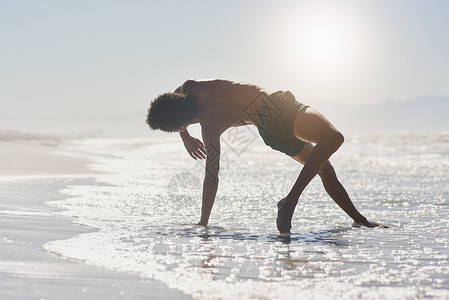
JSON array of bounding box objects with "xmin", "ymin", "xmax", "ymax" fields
[{"xmin": 1, "ymin": 0, "xmax": 449, "ymax": 136}]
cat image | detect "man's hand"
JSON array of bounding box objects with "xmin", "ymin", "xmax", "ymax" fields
[
  {"xmin": 352, "ymin": 220, "xmax": 389, "ymax": 228},
  {"xmin": 180, "ymin": 131, "xmax": 206, "ymax": 160}
]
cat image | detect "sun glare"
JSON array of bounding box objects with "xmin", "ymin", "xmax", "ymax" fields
[
  {"xmin": 298, "ymin": 18, "xmax": 351, "ymax": 69},
  {"xmin": 294, "ymin": 10, "xmax": 360, "ymax": 76},
  {"xmin": 275, "ymin": 3, "xmax": 368, "ymax": 99}
]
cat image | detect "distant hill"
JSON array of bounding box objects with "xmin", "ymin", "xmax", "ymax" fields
[
  {"xmin": 1, "ymin": 96, "xmax": 448, "ymax": 137},
  {"xmin": 313, "ymin": 96, "xmax": 449, "ymax": 134}
]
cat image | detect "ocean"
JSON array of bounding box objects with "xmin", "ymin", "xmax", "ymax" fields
[{"xmin": 44, "ymin": 131, "xmax": 449, "ymax": 299}]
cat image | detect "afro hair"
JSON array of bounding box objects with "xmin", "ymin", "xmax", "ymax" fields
[{"xmin": 146, "ymin": 93, "xmax": 198, "ymax": 132}]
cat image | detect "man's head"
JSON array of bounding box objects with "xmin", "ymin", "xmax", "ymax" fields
[{"xmin": 146, "ymin": 93, "xmax": 198, "ymax": 132}]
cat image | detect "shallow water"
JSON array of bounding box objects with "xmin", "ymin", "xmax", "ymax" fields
[{"xmin": 44, "ymin": 132, "xmax": 449, "ymax": 299}]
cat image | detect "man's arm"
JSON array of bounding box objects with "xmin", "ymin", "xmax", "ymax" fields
[{"xmin": 199, "ymin": 128, "xmax": 221, "ymax": 226}]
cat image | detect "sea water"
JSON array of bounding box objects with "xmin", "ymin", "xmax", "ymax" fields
[{"xmin": 44, "ymin": 131, "xmax": 449, "ymax": 299}]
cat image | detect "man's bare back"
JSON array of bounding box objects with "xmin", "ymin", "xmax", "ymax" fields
[{"xmin": 177, "ymin": 79, "xmax": 271, "ymax": 133}]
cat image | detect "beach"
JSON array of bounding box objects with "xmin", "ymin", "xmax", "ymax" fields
[
  {"xmin": 3, "ymin": 0, "xmax": 449, "ymax": 298},
  {"xmin": 0, "ymin": 132, "xmax": 189, "ymax": 299}
]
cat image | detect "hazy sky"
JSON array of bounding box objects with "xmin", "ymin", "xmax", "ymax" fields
[{"xmin": 1, "ymin": 0, "xmax": 448, "ymax": 135}]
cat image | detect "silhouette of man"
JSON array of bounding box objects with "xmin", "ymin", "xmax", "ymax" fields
[{"xmin": 147, "ymin": 79, "xmax": 383, "ymax": 233}]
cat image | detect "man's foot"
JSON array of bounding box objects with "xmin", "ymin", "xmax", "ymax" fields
[{"xmin": 276, "ymin": 198, "xmax": 295, "ymax": 233}]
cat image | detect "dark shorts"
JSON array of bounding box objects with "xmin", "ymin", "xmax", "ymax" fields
[{"xmin": 257, "ymin": 91, "xmax": 307, "ymax": 157}]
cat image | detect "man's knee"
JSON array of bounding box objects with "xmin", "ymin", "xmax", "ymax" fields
[
  {"xmin": 325, "ymin": 130, "xmax": 344, "ymax": 152},
  {"xmin": 335, "ymin": 131, "xmax": 344, "ymax": 149},
  {"xmin": 318, "ymin": 161, "xmax": 336, "ymax": 179}
]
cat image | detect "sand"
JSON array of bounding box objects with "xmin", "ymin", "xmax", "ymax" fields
[
  {"xmin": 0, "ymin": 132, "xmax": 95, "ymax": 177},
  {"xmin": 0, "ymin": 132, "xmax": 190, "ymax": 299}
]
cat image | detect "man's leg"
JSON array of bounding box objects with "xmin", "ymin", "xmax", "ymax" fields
[
  {"xmin": 290, "ymin": 143, "xmax": 369, "ymax": 225},
  {"xmin": 277, "ymin": 107, "xmax": 344, "ymax": 233},
  {"xmin": 276, "ymin": 108, "xmax": 382, "ymax": 233}
]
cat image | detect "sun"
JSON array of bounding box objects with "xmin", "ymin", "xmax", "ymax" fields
[
  {"xmin": 274, "ymin": 3, "xmax": 366, "ymax": 93},
  {"xmin": 294, "ymin": 11, "xmax": 359, "ymax": 77},
  {"xmin": 298, "ymin": 18, "xmax": 351, "ymax": 69}
]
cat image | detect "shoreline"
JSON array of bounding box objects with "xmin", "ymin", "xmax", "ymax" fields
[{"xmin": 0, "ymin": 133, "xmax": 190, "ymax": 299}]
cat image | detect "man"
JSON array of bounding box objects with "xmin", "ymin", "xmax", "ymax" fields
[{"xmin": 147, "ymin": 79, "xmax": 382, "ymax": 233}]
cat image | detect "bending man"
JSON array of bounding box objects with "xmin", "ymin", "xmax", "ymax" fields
[{"xmin": 146, "ymin": 79, "xmax": 382, "ymax": 233}]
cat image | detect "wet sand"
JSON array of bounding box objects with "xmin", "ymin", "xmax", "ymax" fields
[{"xmin": 0, "ymin": 132, "xmax": 190, "ymax": 299}]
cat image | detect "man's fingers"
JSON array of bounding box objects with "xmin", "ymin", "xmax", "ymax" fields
[
  {"xmin": 198, "ymin": 146, "xmax": 207, "ymax": 155},
  {"xmin": 196, "ymin": 139, "xmax": 206, "ymax": 150},
  {"xmin": 195, "ymin": 140, "xmax": 207, "ymax": 153},
  {"xmin": 192, "ymin": 151, "xmax": 200, "ymax": 159},
  {"xmin": 188, "ymin": 151, "xmax": 197, "ymax": 160},
  {"xmin": 194, "ymin": 150, "xmax": 205, "ymax": 159},
  {"xmin": 197, "ymin": 148, "xmax": 206, "ymax": 158},
  {"xmin": 189, "ymin": 149, "xmax": 201, "ymax": 160},
  {"xmin": 190, "ymin": 145, "xmax": 206, "ymax": 159}
]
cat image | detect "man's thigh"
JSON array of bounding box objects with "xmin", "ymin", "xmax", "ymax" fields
[{"xmin": 292, "ymin": 107, "xmax": 341, "ymax": 144}]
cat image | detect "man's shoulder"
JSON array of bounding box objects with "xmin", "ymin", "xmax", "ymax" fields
[
  {"xmin": 183, "ymin": 78, "xmax": 234, "ymax": 90},
  {"xmin": 181, "ymin": 79, "xmax": 197, "ymax": 95},
  {"xmin": 182, "ymin": 79, "xmax": 219, "ymax": 97}
]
